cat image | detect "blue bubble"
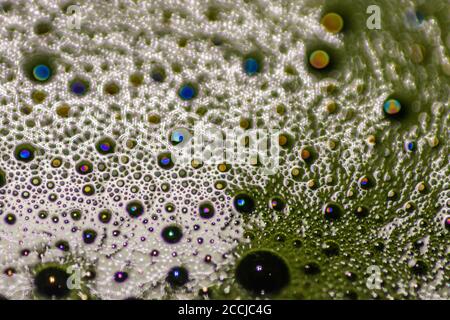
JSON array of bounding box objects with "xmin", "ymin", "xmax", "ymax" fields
[
  {"xmin": 404, "ymin": 140, "xmax": 416, "ymax": 152},
  {"xmin": 19, "ymin": 149, "xmax": 31, "ymax": 159},
  {"xmin": 244, "ymin": 58, "xmax": 260, "ymax": 75},
  {"xmin": 178, "ymin": 85, "xmax": 196, "ymax": 100},
  {"xmin": 71, "ymin": 81, "xmax": 87, "ymax": 95},
  {"xmin": 171, "ymin": 131, "xmax": 184, "ymax": 144},
  {"xmin": 33, "ymin": 64, "xmax": 51, "ymax": 81}
]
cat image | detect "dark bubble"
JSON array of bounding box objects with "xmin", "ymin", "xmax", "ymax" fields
[
  {"xmin": 75, "ymin": 160, "xmax": 93, "ymax": 175},
  {"xmin": 199, "ymin": 202, "xmax": 215, "ymax": 219},
  {"xmin": 157, "ymin": 152, "xmax": 175, "ymax": 170},
  {"xmin": 55, "ymin": 240, "xmax": 70, "ymax": 252},
  {"xmin": 303, "ymin": 262, "xmax": 321, "ymax": 275},
  {"xmin": 126, "ymin": 200, "xmax": 144, "ymax": 218},
  {"xmin": 70, "ymin": 210, "xmax": 82, "ymax": 221},
  {"xmin": 411, "ymin": 260, "xmax": 428, "ymax": 275},
  {"xmin": 235, "ymin": 250, "xmax": 290, "ymax": 295},
  {"xmin": 4, "ymin": 213, "xmax": 16, "ymax": 225},
  {"xmin": 322, "ymin": 240, "xmax": 340, "ymax": 257},
  {"xmin": 323, "ymin": 202, "xmax": 342, "ymax": 220},
  {"xmin": 114, "ymin": 271, "xmax": 128, "ymax": 283},
  {"xmin": 269, "ymin": 197, "xmax": 285, "ymax": 211},
  {"xmin": 82, "ymin": 229, "xmax": 97, "ymax": 244},
  {"xmin": 161, "ymin": 225, "xmax": 183, "ymax": 244},
  {"xmin": 98, "ymin": 210, "xmax": 112, "ymax": 223},
  {"xmin": 95, "ymin": 137, "xmax": 116, "ymax": 155},
  {"xmin": 38, "ymin": 211, "xmax": 48, "ymax": 219},
  {"xmin": 354, "ymin": 205, "xmax": 369, "ymax": 218},
  {"xmin": 233, "ymin": 193, "xmax": 255, "ymax": 214},
  {"xmin": 34, "ymin": 267, "xmax": 70, "ymax": 299},
  {"xmin": 166, "ymin": 266, "xmax": 189, "ymax": 287}
]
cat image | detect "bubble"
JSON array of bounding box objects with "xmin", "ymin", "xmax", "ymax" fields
[
  {"xmin": 69, "ymin": 79, "xmax": 89, "ymax": 96},
  {"xmin": 95, "ymin": 137, "xmax": 116, "ymax": 155},
  {"xmin": 323, "ymin": 202, "xmax": 342, "ymax": 220},
  {"xmin": 114, "ymin": 271, "xmax": 129, "ymax": 283},
  {"xmin": 269, "ymin": 197, "xmax": 285, "ymax": 211},
  {"xmin": 82, "ymin": 184, "xmax": 95, "ymax": 196},
  {"xmin": 354, "ymin": 206, "xmax": 369, "ymax": 218},
  {"xmin": 166, "ymin": 266, "xmax": 189, "ymax": 287},
  {"xmin": 82, "ymin": 229, "xmax": 97, "ymax": 244},
  {"xmin": 14, "ymin": 143, "xmax": 36, "ymax": 162},
  {"xmin": 34, "ymin": 267, "xmax": 70, "ymax": 299},
  {"xmin": 98, "ymin": 210, "xmax": 112, "ymax": 223},
  {"xmin": 32, "ymin": 64, "xmax": 51, "ymax": 82},
  {"xmin": 126, "ymin": 200, "xmax": 144, "ymax": 218},
  {"xmin": 38, "ymin": 211, "xmax": 48, "ymax": 219},
  {"xmin": 4, "ymin": 213, "xmax": 16, "ymax": 225},
  {"xmin": 76, "ymin": 160, "xmax": 94, "ymax": 175},
  {"xmin": 404, "ymin": 140, "xmax": 416, "ymax": 152},
  {"xmin": 321, "ymin": 13, "xmax": 344, "ymax": 34},
  {"xmin": 235, "ymin": 250, "xmax": 290, "ymax": 295},
  {"xmin": 169, "ymin": 128, "xmax": 190, "ymax": 146},
  {"xmin": 178, "ymin": 84, "xmax": 197, "ymax": 100},
  {"xmin": 358, "ymin": 175, "xmax": 374, "ymax": 190},
  {"xmin": 243, "ymin": 57, "xmax": 260, "ymax": 75},
  {"xmin": 150, "ymin": 66, "xmax": 166, "ymax": 82},
  {"xmin": 157, "ymin": 152, "xmax": 174, "ymax": 169},
  {"xmin": 309, "ymin": 50, "xmax": 330, "ymax": 70},
  {"xmin": 322, "ymin": 240, "xmax": 340, "ymax": 256},
  {"xmin": 444, "ymin": 217, "xmax": 450, "ymax": 231},
  {"xmin": 383, "ymin": 99, "xmax": 402, "ymax": 116},
  {"xmin": 55, "ymin": 240, "xmax": 70, "ymax": 252},
  {"xmin": 233, "ymin": 193, "xmax": 255, "ymax": 214},
  {"xmin": 199, "ymin": 202, "xmax": 215, "ymax": 219},
  {"xmin": 70, "ymin": 210, "xmax": 82, "ymax": 221},
  {"xmin": 302, "ymin": 262, "xmax": 321, "ymax": 275},
  {"xmin": 161, "ymin": 225, "xmax": 183, "ymax": 244}
]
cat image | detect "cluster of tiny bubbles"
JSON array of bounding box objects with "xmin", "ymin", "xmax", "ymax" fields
[{"xmin": 0, "ymin": 0, "xmax": 448, "ymax": 300}]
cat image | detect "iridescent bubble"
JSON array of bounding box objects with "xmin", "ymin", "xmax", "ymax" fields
[
  {"xmin": 233, "ymin": 193, "xmax": 255, "ymax": 214},
  {"xmin": 269, "ymin": 197, "xmax": 285, "ymax": 212},
  {"xmin": 126, "ymin": 201, "xmax": 144, "ymax": 218},
  {"xmin": 383, "ymin": 99, "xmax": 402, "ymax": 115},
  {"xmin": 95, "ymin": 137, "xmax": 116, "ymax": 155},
  {"xmin": 309, "ymin": 50, "xmax": 330, "ymax": 69},
  {"xmin": 157, "ymin": 152, "xmax": 174, "ymax": 169},
  {"xmin": 323, "ymin": 202, "xmax": 342, "ymax": 220},
  {"xmin": 321, "ymin": 13, "xmax": 344, "ymax": 34},
  {"xmin": 32, "ymin": 64, "xmax": 51, "ymax": 81},
  {"xmin": 76, "ymin": 160, "xmax": 93, "ymax": 175},
  {"xmin": 358, "ymin": 175, "xmax": 374, "ymax": 190}
]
